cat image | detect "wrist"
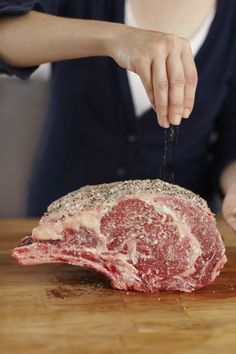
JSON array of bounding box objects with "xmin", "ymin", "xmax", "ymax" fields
[
  {"xmin": 101, "ymin": 21, "xmax": 128, "ymax": 58},
  {"xmin": 79, "ymin": 20, "xmax": 126, "ymax": 58}
]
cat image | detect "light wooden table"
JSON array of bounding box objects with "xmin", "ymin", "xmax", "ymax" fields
[{"xmin": 0, "ymin": 217, "xmax": 236, "ymax": 354}]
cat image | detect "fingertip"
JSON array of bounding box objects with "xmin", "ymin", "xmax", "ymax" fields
[
  {"xmin": 226, "ymin": 216, "xmax": 236, "ymax": 231},
  {"xmin": 183, "ymin": 108, "xmax": 191, "ymax": 119},
  {"xmin": 227, "ymin": 216, "xmax": 235, "ymax": 224},
  {"xmin": 157, "ymin": 114, "xmax": 170, "ymax": 128},
  {"xmin": 170, "ymin": 114, "xmax": 182, "ymax": 126},
  {"xmin": 160, "ymin": 121, "xmax": 170, "ymax": 129},
  {"xmin": 231, "ymin": 221, "xmax": 236, "ymax": 232}
]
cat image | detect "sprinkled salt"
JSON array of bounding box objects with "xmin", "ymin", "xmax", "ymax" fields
[{"xmin": 45, "ymin": 179, "xmax": 207, "ymax": 219}]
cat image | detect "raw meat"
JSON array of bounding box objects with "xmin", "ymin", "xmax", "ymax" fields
[{"xmin": 12, "ymin": 179, "xmax": 227, "ymax": 292}]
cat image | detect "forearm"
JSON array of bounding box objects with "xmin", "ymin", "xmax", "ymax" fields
[
  {"xmin": 220, "ymin": 161, "xmax": 236, "ymax": 194},
  {"xmin": 0, "ymin": 10, "xmax": 197, "ymax": 128},
  {"xmin": 0, "ymin": 11, "xmax": 121, "ymax": 67}
]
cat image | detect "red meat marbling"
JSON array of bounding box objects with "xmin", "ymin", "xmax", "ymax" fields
[{"xmin": 12, "ymin": 179, "xmax": 227, "ymax": 292}]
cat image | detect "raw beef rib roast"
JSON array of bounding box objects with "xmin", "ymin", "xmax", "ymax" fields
[{"xmin": 12, "ymin": 179, "xmax": 227, "ymax": 292}]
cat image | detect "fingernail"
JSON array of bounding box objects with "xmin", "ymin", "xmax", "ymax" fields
[
  {"xmin": 173, "ymin": 114, "xmax": 182, "ymax": 125},
  {"xmin": 183, "ymin": 108, "xmax": 190, "ymax": 119},
  {"xmin": 161, "ymin": 120, "xmax": 170, "ymax": 128}
]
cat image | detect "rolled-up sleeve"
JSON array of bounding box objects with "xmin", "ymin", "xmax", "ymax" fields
[
  {"xmin": 212, "ymin": 70, "xmax": 236, "ymax": 191},
  {"xmin": 0, "ymin": 1, "xmax": 43, "ymax": 15},
  {"xmin": 0, "ymin": 0, "xmax": 64, "ymax": 79}
]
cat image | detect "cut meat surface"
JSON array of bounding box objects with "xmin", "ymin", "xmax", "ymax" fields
[{"xmin": 12, "ymin": 179, "xmax": 227, "ymax": 292}]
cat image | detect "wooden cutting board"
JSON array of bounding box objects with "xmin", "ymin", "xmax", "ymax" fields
[{"xmin": 0, "ymin": 217, "xmax": 236, "ymax": 354}]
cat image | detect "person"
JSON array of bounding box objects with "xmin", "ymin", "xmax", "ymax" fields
[{"xmin": 0, "ymin": 0, "xmax": 235, "ymax": 232}]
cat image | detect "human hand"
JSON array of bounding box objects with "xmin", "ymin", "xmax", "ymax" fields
[
  {"xmin": 110, "ymin": 25, "xmax": 198, "ymax": 128},
  {"xmin": 222, "ymin": 182, "xmax": 236, "ymax": 232}
]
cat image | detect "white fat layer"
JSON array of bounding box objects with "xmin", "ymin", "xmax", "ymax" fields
[
  {"xmin": 32, "ymin": 222, "xmax": 64, "ymax": 240},
  {"xmin": 33, "ymin": 208, "xmax": 108, "ymax": 250},
  {"xmin": 135, "ymin": 192, "xmax": 186, "ymax": 238},
  {"xmin": 63, "ymin": 209, "xmax": 108, "ymax": 251},
  {"xmin": 127, "ymin": 239, "xmax": 137, "ymax": 264}
]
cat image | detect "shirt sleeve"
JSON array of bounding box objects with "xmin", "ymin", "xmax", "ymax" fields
[
  {"xmin": 212, "ymin": 70, "xmax": 236, "ymax": 192},
  {"xmin": 0, "ymin": 0, "xmax": 65, "ymax": 79}
]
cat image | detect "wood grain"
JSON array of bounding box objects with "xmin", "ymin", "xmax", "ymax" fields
[{"xmin": 0, "ymin": 217, "xmax": 235, "ymax": 354}]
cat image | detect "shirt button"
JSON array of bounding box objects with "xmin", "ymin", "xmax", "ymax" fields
[
  {"xmin": 116, "ymin": 167, "xmax": 126, "ymax": 177},
  {"xmin": 128, "ymin": 134, "xmax": 136, "ymax": 143}
]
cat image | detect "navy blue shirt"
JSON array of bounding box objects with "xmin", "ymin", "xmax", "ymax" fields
[{"xmin": 1, "ymin": 0, "xmax": 236, "ymax": 216}]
